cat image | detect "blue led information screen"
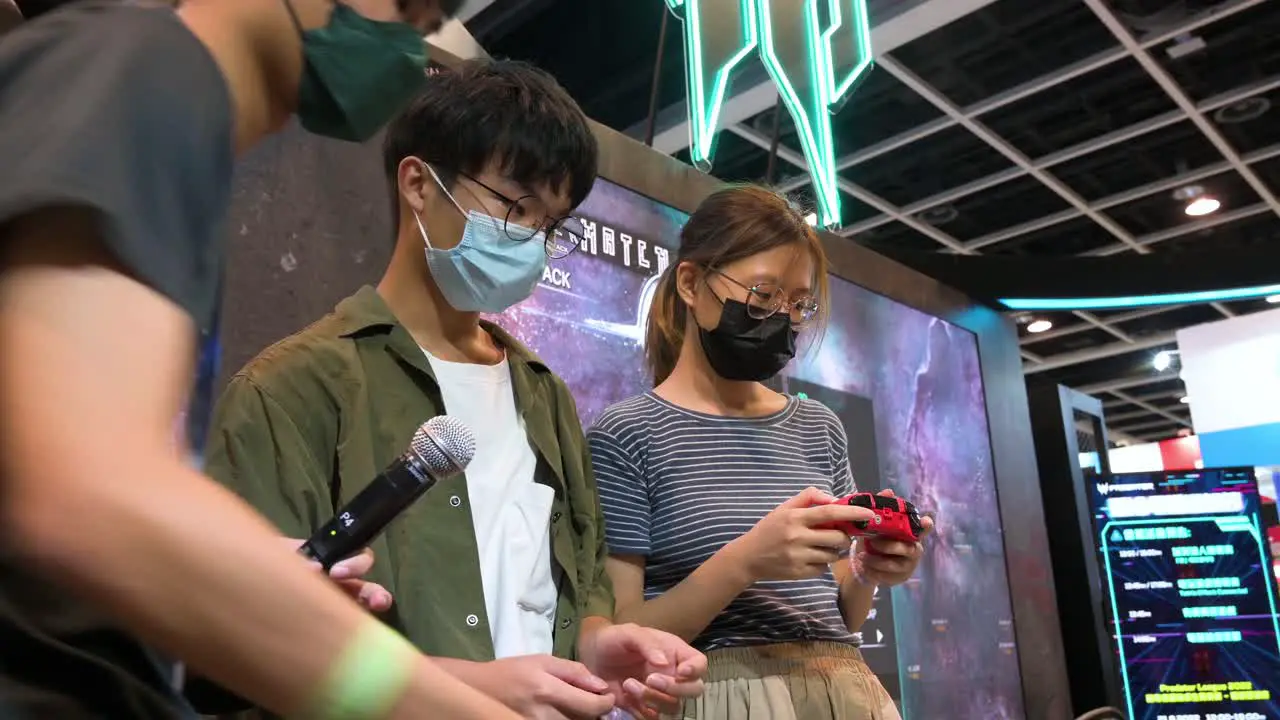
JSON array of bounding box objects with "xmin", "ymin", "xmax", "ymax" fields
[{"xmin": 1090, "ymin": 468, "xmax": 1280, "ymax": 720}]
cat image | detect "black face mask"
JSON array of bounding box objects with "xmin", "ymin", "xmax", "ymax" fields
[{"xmin": 697, "ymin": 299, "xmax": 798, "ymax": 381}]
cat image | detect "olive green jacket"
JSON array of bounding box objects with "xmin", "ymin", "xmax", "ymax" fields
[{"xmin": 204, "ymin": 286, "xmax": 614, "ymax": 663}]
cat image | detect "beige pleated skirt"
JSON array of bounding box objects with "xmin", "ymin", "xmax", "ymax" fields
[{"xmin": 669, "ymin": 641, "xmax": 901, "ymax": 720}]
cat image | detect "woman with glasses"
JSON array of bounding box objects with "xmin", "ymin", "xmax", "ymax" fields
[{"xmin": 590, "ymin": 185, "xmax": 930, "ymax": 719}]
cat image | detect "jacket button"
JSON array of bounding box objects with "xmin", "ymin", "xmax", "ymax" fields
[
  {"xmin": 449, "ymin": 495, "xmax": 462, "ymax": 508},
  {"xmin": 465, "ymin": 614, "xmax": 479, "ymax": 627},
  {"xmin": 552, "ymin": 511, "xmax": 562, "ymax": 522},
  {"xmin": 560, "ymin": 618, "xmax": 572, "ymax": 629}
]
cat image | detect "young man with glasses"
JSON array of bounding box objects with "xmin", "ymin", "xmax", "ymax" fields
[{"xmin": 203, "ymin": 59, "xmax": 707, "ymax": 719}]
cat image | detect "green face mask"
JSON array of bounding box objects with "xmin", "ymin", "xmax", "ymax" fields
[{"xmin": 283, "ymin": 1, "xmax": 429, "ymax": 142}]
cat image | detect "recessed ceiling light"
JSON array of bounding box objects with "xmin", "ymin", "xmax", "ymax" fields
[
  {"xmin": 1179, "ymin": 396, "xmax": 1190, "ymax": 404},
  {"xmin": 917, "ymin": 205, "xmax": 959, "ymax": 226},
  {"xmin": 1153, "ymin": 350, "xmax": 1177, "ymax": 371},
  {"xmin": 1173, "ymin": 184, "xmax": 1220, "ymax": 217},
  {"xmin": 1213, "ymin": 97, "xmax": 1271, "ymax": 125},
  {"xmin": 1267, "ymin": 294, "xmax": 1280, "ymax": 304},
  {"xmin": 1026, "ymin": 319, "xmax": 1053, "ymax": 333},
  {"xmin": 1185, "ymin": 196, "xmax": 1221, "ymax": 216}
]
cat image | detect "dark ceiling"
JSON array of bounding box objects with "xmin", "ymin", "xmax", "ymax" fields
[{"xmin": 470, "ymin": 0, "xmax": 1280, "ymax": 446}]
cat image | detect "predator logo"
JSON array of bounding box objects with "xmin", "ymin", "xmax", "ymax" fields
[{"xmin": 665, "ymin": 0, "xmax": 873, "ymax": 227}]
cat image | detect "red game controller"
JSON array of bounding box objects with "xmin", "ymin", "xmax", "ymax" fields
[{"xmin": 823, "ymin": 492, "xmax": 925, "ymax": 545}]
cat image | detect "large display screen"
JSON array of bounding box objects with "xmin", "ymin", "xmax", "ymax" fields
[
  {"xmin": 1089, "ymin": 468, "xmax": 1280, "ymax": 720},
  {"xmin": 490, "ymin": 178, "xmax": 1024, "ymax": 718}
]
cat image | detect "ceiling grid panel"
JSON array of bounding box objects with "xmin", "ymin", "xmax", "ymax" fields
[{"xmin": 472, "ymin": 0, "xmax": 1280, "ymax": 441}]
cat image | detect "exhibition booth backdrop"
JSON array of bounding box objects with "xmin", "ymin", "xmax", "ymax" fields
[{"xmin": 205, "ymin": 48, "xmax": 1070, "ymax": 720}]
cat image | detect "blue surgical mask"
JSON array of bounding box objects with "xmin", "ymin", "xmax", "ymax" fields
[{"xmin": 415, "ymin": 165, "xmax": 548, "ymax": 313}]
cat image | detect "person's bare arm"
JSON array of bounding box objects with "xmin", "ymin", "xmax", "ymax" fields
[
  {"xmin": 0, "ymin": 210, "xmax": 514, "ymax": 719},
  {"xmin": 607, "ymin": 551, "xmax": 754, "ymax": 644},
  {"xmin": 831, "ymin": 558, "xmax": 876, "ymax": 633},
  {"xmin": 832, "ymin": 491, "xmax": 933, "ymax": 634},
  {"xmin": 607, "ymin": 488, "xmax": 874, "ymax": 644}
]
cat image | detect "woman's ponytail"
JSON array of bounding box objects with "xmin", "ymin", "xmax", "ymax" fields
[{"xmin": 644, "ymin": 267, "xmax": 686, "ymax": 385}]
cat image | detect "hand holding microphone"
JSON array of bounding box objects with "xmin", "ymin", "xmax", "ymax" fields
[
  {"xmin": 184, "ymin": 416, "xmax": 484, "ymax": 717},
  {"xmin": 729, "ymin": 487, "xmax": 877, "ymax": 582},
  {"xmin": 292, "ymin": 416, "xmax": 620, "ymax": 720},
  {"xmin": 299, "ymin": 415, "xmax": 476, "ymax": 570},
  {"xmin": 288, "ymin": 539, "xmax": 394, "ymax": 613}
]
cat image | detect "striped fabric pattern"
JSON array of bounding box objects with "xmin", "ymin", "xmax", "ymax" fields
[{"xmin": 588, "ymin": 393, "xmax": 860, "ymax": 652}]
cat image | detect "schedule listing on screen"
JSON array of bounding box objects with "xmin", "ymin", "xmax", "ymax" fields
[{"xmin": 1089, "ymin": 468, "xmax": 1280, "ymax": 720}]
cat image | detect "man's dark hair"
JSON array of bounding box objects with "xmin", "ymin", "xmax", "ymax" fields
[{"xmin": 382, "ymin": 58, "xmax": 598, "ymax": 229}]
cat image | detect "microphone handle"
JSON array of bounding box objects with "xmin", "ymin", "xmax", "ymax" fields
[{"xmin": 299, "ymin": 450, "xmax": 439, "ymax": 570}]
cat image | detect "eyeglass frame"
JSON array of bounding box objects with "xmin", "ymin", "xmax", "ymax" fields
[
  {"xmin": 449, "ymin": 170, "xmax": 585, "ymax": 259},
  {"xmin": 704, "ymin": 267, "xmax": 821, "ymax": 327}
]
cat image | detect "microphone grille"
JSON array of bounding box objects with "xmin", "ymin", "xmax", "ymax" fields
[{"xmin": 411, "ymin": 415, "xmax": 476, "ymax": 475}]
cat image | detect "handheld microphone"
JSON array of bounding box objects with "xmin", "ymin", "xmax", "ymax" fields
[{"xmin": 299, "ymin": 415, "xmax": 476, "ymax": 570}]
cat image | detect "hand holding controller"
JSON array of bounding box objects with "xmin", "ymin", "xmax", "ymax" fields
[
  {"xmin": 728, "ymin": 487, "xmax": 878, "ymax": 582},
  {"xmin": 821, "ymin": 492, "xmax": 925, "ymax": 545},
  {"xmin": 822, "ymin": 491, "xmax": 932, "ymax": 586}
]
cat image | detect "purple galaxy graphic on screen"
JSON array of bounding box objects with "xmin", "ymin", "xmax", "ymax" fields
[
  {"xmin": 487, "ymin": 179, "xmax": 687, "ymax": 424},
  {"xmin": 791, "ymin": 284, "xmax": 1024, "ymax": 719},
  {"xmin": 489, "ymin": 179, "xmax": 1024, "ymax": 718}
]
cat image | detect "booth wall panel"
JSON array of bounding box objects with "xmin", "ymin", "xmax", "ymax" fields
[
  {"xmin": 219, "ymin": 123, "xmax": 392, "ymax": 386},
  {"xmin": 1199, "ymin": 422, "xmax": 1280, "ymax": 469},
  {"xmin": 1178, "ymin": 307, "xmax": 1280, "ymax": 435}
]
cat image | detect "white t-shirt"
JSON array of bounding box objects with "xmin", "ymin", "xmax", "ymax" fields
[{"xmin": 424, "ymin": 349, "xmax": 556, "ymax": 658}]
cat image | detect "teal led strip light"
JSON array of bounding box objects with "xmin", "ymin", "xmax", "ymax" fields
[
  {"xmin": 1100, "ymin": 516, "xmax": 1280, "ymax": 720},
  {"xmin": 1000, "ymin": 283, "xmax": 1280, "ymax": 311},
  {"xmin": 666, "ymin": 0, "xmax": 873, "ymax": 228}
]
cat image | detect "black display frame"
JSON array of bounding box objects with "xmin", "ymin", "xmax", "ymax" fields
[{"xmin": 1028, "ymin": 382, "xmax": 1124, "ymax": 713}]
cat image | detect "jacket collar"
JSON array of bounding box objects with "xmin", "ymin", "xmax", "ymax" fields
[
  {"xmin": 333, "ymin": 286, "xmax": 568, "ymax": 492},
  {"xmin": 332, "ymin": 285, "xmax": 550, "ymax": 373}
]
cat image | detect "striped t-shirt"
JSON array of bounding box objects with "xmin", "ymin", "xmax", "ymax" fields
[{"xmin": 588, "ymin": 392, "xmax": 859, "ymax": 652}]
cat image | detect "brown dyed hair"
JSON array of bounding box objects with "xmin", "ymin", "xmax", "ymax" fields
[{"xmin": 645, "ymin": 184, "xmax": 831, "ymax": 384}]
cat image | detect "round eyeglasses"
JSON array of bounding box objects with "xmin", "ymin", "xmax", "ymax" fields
[
  {"xmin": 454, "ymin": 172, "xmax": 586, "ymax": 259},
  {"xmin": 709, "ymin": 268, "xmax": 821, "ymax": 328},
  {"xmin": 500, "ymin": 199, "xmax": 587, "ymax": 260}
]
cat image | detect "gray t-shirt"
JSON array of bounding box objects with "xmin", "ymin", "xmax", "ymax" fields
[
  {"xmin": 589, "ymin": 393, "xmax": 859, "ymax": 652},
  {"xmin": 0, "ymin": 2, "xmax": 233, "ymax": 717}
]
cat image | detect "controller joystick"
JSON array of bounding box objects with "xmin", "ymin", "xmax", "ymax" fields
[{"xmin": 822, "ymin": 492, "xmax": 924, "ymax": 544}]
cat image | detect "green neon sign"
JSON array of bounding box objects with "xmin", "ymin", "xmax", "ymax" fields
[{"xmin": 664, "ymin": 0, "xmax": 872, "ymax": 228}]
